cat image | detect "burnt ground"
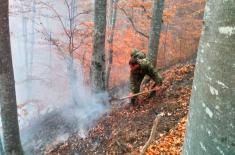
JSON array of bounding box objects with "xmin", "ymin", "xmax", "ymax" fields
[{"xmin": 45, "ymin": 63, "xmax": 195, "ymax": 155}]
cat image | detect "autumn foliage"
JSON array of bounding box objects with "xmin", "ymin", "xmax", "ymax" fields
[
  {"xmin": 106, "ymin": 0, "xmax": 205, "ymax": 87},
  {"xmin": 146, "ymin": 116, "xmax": 187, "ymax": 155}
]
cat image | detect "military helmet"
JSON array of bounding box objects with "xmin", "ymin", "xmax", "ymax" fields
[
  {"xmin": 131, "ymin": 49, "xmax": 146, "ymax": 60},
  {"xmin": 130, "ymin": 49, "xmax": 139, "ymax": 57}
]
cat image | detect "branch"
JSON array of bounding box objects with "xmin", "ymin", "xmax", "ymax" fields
[
  {"xmin": 37, "ymin": 1, "xmax": 70, "ymax": 38},
  {"xmin": 36, "ymin": 23, "xmax": 66, "ymax": 59},
  {"xmin": 140, "ymin": 5, "xmax": 152, "ymax": 20},
  {"xmin": 140, "ymin": 113, "xmax": 163, "ymax": 155},
  {"xmin": 73, "ymin": 10, "xmax": 93, "ymax": 20},
  {"xmin": 72, "ymin": 38, "xmax": 85, "ymax": 52},
  {"xmin": 118, "ymin": 5, "xmax": 149, "ymax": 39}
]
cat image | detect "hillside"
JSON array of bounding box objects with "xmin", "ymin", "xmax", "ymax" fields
[{"xmin": 44, "ymin": 63, "xmax": 195, "ymax": 155}]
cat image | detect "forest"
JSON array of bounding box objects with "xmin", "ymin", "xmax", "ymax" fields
[{"xmin": 0, "ymin": 0, "xmax": 234, "ymax": 155}]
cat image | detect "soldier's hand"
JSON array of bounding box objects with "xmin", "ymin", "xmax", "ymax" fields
[{"xmin": 156, "ymin": 87, "xmax": 163, "ymax": 97}]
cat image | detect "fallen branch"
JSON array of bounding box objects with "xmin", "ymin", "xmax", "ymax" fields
[{"xmin": 140, "ymin": 113, "xmax": 163, "ymax": 155}]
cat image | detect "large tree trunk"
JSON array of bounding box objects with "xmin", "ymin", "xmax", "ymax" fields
[
  {"xmin": 90, "ymin": 0, "xmax": 107, "ymax": 93},
  {"xmin": 0, "ymin": 137, "xmax": 4, "ymax": 155},
  {"xmin": 183, "ymin": 0, "xmax": 235, "ymax": 155},
  {"xmin": 0, "ymin": 1, "xmax": 24, "ymax": 155},
  {"xmin": 147, "ymin": 0, "xmax": 164, "ymax": 66}
]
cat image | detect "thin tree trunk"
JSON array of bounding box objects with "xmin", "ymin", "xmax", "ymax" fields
[
  {"xmin": 0, "ymin": 1, "xmax": 24, "ymax": 155},
  {"xmin": 67, "ymin": 0, "xmax": 79, "ymax": 105},
  {"xmin": 66, "ymin": 55, "xmax": 79, "ymax": 105},
  {"xmin": 29, "ymin": 0, "xmax": 36, "ymax": 76},
  {"xmin": 106, "ymin": 0, "xmax": 118, "ymax": 89},
  {"xmin": 183, "ymin": 0, "xmax": 235, "ymax": 154},
  {"xmin": 90, "ymin": 0, "xmax": 107, "ymax": 93},
  {"xmin": 108, "ymin": 0, "xmax": 113, "ymax": 25},
  {"xmin": 163, "ymin": 23, "xmax": 168, "ymax": 67},
  {"xmin": 147, "ymin": 0, "xmax": 164, "ymax": 66}
]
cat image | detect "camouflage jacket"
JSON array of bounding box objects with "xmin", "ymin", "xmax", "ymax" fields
[{"xmin": 130, "ymin": 59, "xmax": 162, "ymax": 94}]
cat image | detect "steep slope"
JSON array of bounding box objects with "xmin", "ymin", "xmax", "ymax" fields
[{"xmin": 45, "ymin": 63, "xmax": 195, "ymax": 155}]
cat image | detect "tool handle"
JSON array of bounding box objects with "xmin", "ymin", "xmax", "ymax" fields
[{"xmin": 119, "ymin": 87, "xmax": 157, "ymax": 100}]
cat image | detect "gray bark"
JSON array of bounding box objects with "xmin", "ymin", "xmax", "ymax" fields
[
  {"xmin": 147, "ymin": 0, "xmax": 164, "ymax": 66},
  {"xmin": 106, "ymin": 0, "xmax": 118, "ymax": 89},
  {"xmin": 183, "ymin": 0, "xmax": 235, "ymax": 155},
  {"xmin": 0, "ymin": 137, "xmax": 4, "ymax": 155},
  {"xmin": 108, "ymin": 0, "xmax": 114, "ymax": 25},
  {"xmin": 91, "ymin": 0, "xmax": 107, "ymax": 92},
  {"xmin": 0, "ymin": 1, "xmax": 24, "ymax": 155}
]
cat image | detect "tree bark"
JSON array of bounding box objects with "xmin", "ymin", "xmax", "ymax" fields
[
  {"xmin": 0, "ymin": 137, "xmax": 4, "ymax": 155},
  {"xmin": 106, "ymin": 0, "xmax": 118, "ymax": 89},
  {"xmin": 147, "ymin": 0, "xmax": 164, "ymax": 66},
  {"xmin": 90, "ymin": 0, "xmax": 107, "ymax": 93},
  {"xmin": 183, "ymin": 0, "xmax": 235, "ymax": 155},
  {"xmin": 0, "ymin": 1, "xmax": 24, "ymax": 155}
]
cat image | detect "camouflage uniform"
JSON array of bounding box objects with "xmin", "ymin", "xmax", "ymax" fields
[
  {"xmin": 130, "ymin": 49, "xmax": 146, "ymax": 60},
  {"xmin": 130, "ymin": 58, "xmax": 162, "ymax": 105}
]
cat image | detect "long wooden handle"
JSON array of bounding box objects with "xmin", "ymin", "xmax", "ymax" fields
[{"xmin": 119, "ymin": 87, "xmax": 157, "ymax": 100}]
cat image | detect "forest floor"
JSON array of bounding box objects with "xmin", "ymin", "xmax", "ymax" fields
[{"xmin": 44, "ymin": 63, "xmax": 195, "ymax": 155}]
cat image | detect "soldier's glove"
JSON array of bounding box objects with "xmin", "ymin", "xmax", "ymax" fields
[
  {"xmin": 149, "ymin": 90, "xmax": 156, "ymax": 98},
  {"xmin": 130, "ymin": 97, "xmax": 137, "ymax": 106}
]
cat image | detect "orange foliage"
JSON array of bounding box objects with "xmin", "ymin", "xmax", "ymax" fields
[
  {"xmin": 146, "ymin": 116, "xmax": 188, "ymax": 155},
  {"xmin": 72, "ymin": 0, "xmax": 205, "ymax": 88},
  {"xmin": 106, "ymin": 0, "xmax": 205, "ymax": 88}
]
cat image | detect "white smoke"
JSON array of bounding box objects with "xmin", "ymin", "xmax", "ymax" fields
[{"xmin": 8, "ymin": 0, "xmax": 108, "ymax": 154}]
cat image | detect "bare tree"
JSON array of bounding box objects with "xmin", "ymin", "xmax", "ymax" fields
[
  {"xmin": 0, "ymin": 0, "xmax": 24, "ymax": 154},
  {"xmin": 147, "ymin": 0, "xmax": 164, "ymax": 66},
  {"xmin": 183, "ymin": 0, "xmax": 235, "ymax": 154},
  {"xmin": 37, "ymin": 0, "xmax": 92, "ymax": 104},
  {"xmin": 90, "ymin": 0, "xmax": 107, "ymax": 92}
]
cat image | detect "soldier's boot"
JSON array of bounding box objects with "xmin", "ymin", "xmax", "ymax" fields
[
  {"xmin": 130, "ymin": 97, "xmax": 137, "ymax": 106},
  {"xmin": 149, "ymin": 90, "xmax": 156, "ymax": 98}
]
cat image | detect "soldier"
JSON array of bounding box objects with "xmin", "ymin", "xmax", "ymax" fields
[{"xmin": 129, "ymin": 57, "xmax": 162, "ymax": 106}]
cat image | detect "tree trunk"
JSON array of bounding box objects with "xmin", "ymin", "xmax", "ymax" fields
[
  {"xmin": 108, "ymin": 0, "xmax": 114, "ymax": 25},
  {"xmin": 183, "ymin": 1, "xmax": 235, "ymax": 155},
  {"xmin": 106, "ymin": 0, "xmax": 118, "ymax": 89},
  {"xmin": 90, "ymin": 0, "xmax": 107, "ymax": 93},
  {"xmin": 0, "ymin": 137, "xmax": 4, "ymax": 155},
  {"xmin": 66, "ymin": 55, "xmax": 79, "ymax": 105},
  {"xmin": 147, "ymin": 0, "xmax": 164, "ymax": 66},
  {"xmin": 163, "ymin": 23, "xmax": 168, "ymax": 67},
  {"xmin": 0, "ymin": 1, "xmax": 24, "ymax": 155}
]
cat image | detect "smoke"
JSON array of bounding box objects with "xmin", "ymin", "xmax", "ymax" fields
[
  {"xmin": 7, "ymin": 0, "xmax": 109, "ymax": 154},
  {"xmin": 11, "ymin": 32, "xmax": 109, "ymax": 154}
]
